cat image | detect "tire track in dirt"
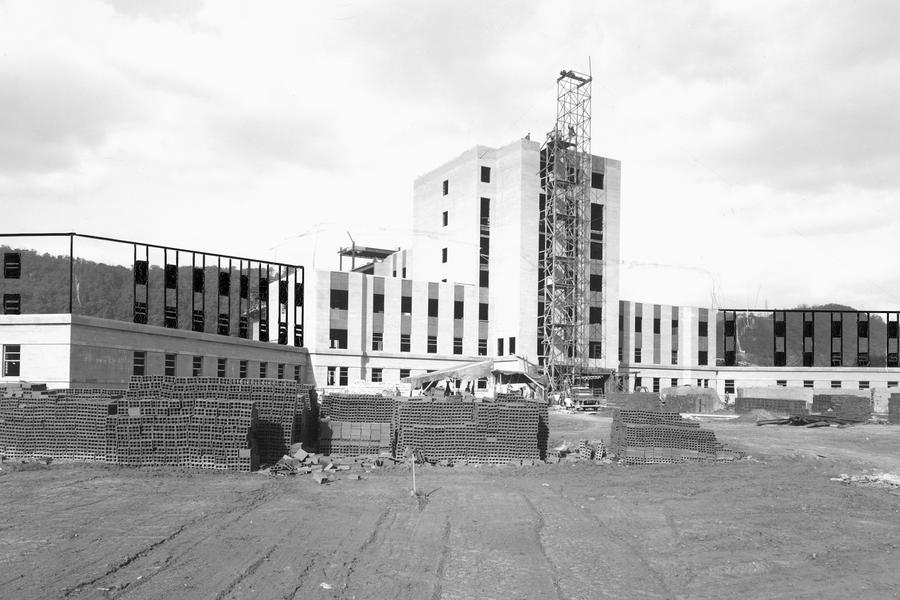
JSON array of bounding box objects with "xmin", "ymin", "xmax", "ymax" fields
[
  {"xmin": 213, "ymin": 544, "xmax": 278, "ymax": 600},
  {"xmin": 428, "ymin": 517, "xmax": 451, "ymax": 600},
  {"xmin": 520, "ymin": 494, "xmax": 564, "ymax": 600},
  {"xmin": 64, "ymin": 483, "xmax": 277, "ymax": 597}
]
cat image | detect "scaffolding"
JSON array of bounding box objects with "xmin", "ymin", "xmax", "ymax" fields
[{"xmin": 539, "ymin": 69, "xmax": 592, "ymax": 394}]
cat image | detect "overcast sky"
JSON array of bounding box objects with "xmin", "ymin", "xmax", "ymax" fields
[{"xmin": 1, "ymin": 1, "xmax": 899, "ymax": 310}]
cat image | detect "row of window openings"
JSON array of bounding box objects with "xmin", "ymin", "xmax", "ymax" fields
[
  {"xmin": 327, "ymin": 365, "xmax": 490, "ymax": 390},
  {"xmin": 629, "ymin": 317, "xmax": 704, "ymax": 336},
  {"xmin": 633, "ymin": 377, "xmax": 705, "ymax": 393},
  {"xmin": 442, "ymin": 167, "xmax": 492, "ymax": 197},
  {"xmin": 722, "ymin": 379, "xmax": 896, "ymax": 394},
  {"xmin": 626, "ymin": 347, "xmax": 706, "ymax": 365},
  {"xmin": 132, "ymin": 352, "xmax": 299, "ymax": 380},
  {"xmin": 334, "ymin": 332, "xmax": 513, "ymax": 357},
  {"xmin": 331, "ymin": 291, "xmax": 486, "ymax": 320}
]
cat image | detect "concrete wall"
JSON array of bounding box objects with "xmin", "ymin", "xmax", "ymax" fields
[{"xmin": 0, "ymin": 314, "xmax": 72, "ymax": 387}]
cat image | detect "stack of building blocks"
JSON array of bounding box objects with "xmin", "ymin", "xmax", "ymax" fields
[
  {"xmin": 811, "ymin": 394, "xmax": 872, "ymax": 421},
  {"xmin": 318, "ymin": 393, "xmax": 394, "ymax": 456},
  {"xmin": 734, "ymin": 397, "xmax": 809, "ymax": 415},
  {"xmin": 888, "ymin": 394, "xmax": 900, "ymax": 425},
  {"xmin": 609, "ymin": 409, "xmax": 742, "ymax": 465},
  {"xmin": 605, "ymin": 392, "xmax": 662, "ymax": 411}
]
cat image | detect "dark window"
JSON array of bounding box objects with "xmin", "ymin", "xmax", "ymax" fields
[
  {"xmin": 831, "ymin": 380, "xmax": 841, "ymax": 389},
  {"xmin": 589, "ymin": 307, "xmax": 602, "ymax": 324},
  {"xmin": 392, "ymin": 270, "xmax": 397, "ymax": 277},
  {"xmin": 589, "ymin": 341, "xmax": 602, "ymax": 358},
  {"xmin": 294, "ymin": 365, "xmax": 302, "ymax": 383},
  {"xmin": 165, "ymin": 354, "xmax": 176, "ymax": 377},
  {"xmin": 478, "ymin": 339, "xmax": 487, "ymax": 356},
  {"xmin": 372, "ymin": 368, "xmax": 383, "ymax": 383},
  {"xmin": 671, "ymin": 350, "xmax": 678, "ymax": 364},
  {"xmin": 724, "ymin": 379, "xmax": 735, "ymax": 394},
  {"xmin": 589, "ymin": 274, "xmax": 602, "ymax": 291},
  {"xmin": 634, "ymin": 316, "xmax": 642, "ymax": 333},
  {"xmin": 888, "ymin": 381, "xmax": 899, "ymax": 388},
  {"xmin": 509, "ymin": 337, "xmax": 516, "ymax": 354},
  {"xmin": 193, "ymin": 268, "xmax": 205, "ymax": 293},
  {"xmin": 698, "ymin": 350, "xmax": 708, "ymax": 365},
  {"xmin": 671, "ymin": 378, "xmax": 678, "ymax": 388},
  {"xmin": 260, "ymin": 362, "xmax": 268, "ymax": 378},
  {"xmin": 497, "ymin": 338, "xmax": 504, "ymax": 355},
  {"xmin": 134, "ymin": 260, "xmax": 148, "ymax": 285},
  {"xmin": 3, "ymin": 253, "xmax": 21, "ymax": 279},
  {"xmin": 653, "ymin": 378, "xmax": 660, "ymax": 393},
  {"xmin": 479, "ymin": 270, "xmax": 489, "ymax": 287},
  {"xmin": 480, "ymin": 197, "xmax": 490, "ymax": 225},
  {"xmin": 400, "ymin": 334, "xmax": 411, "ymax": 352},
  {"xmin": 372, "ymin": 332, "xmax": 383, "ymax": 351},
  {"xmin": 480, "ymin": 237, "xmax": 490, "ymax": 265},
  {"xmin": 653, "ymin": 318, "xmax": 660, "ymax": 334},
  {"xmin": 776, "ymin": 380, "xmax": 787, "ymax": 387},
  {"xmin": 698, "ymin": 321, "xmax": 708, "ymax": 337},
  {"xmin": 480, "ymin": 166, "xmax": 491, "ymax": 183},
  {"xmin": 590, "ymin": 203, "xmax": 603, "ymax": 230},
  {"xmin": 402, "ymin": 267, "xmax": 406, "ymax": 278},
  {"xmin": 590, "ymin": 242, "xmax": 602, "ymax": 260},
  {"xmin": 401, "ymin": 295, "xmax": 412, "ymax": 314},
  {"xmin": 427, "ymin": 336, "xmax": 437, "ymax": 353},
  {"xmin": 803, "ymin": 380, "xmax": 814, "ymax": 388},
  {"xmin": 618, "ymin": 346, "xmax": 623, "ymax": 361},
  {"xmin": 373, "ymin": 293, "xmax": 384, "ymax": 313},
  {"xmin": 330, "ymin": 329, "xmax": 348, "ymax": 349},
  {"xmin": 454, "ymin": 337, "xmax": 463, "ymax": 355},
  {"xmin": 454, "ymin": 300, "xmax": 464, "ymax": 319},
  {"xmin": 672, "ymin": 319, "xmax": 679, "ymax": 330},
  {"xmin": 239, "ymin": 360, "xmax": 248, "ymax": 379},
  {"xmin": 634, "ymin": 348, "xmax": 641, "ymax": 363},
  {"xmin": 192, "ymin": 356, "xmax": 202, "ymax": 377},
  {"xmin": 478, "ymin": 303, "xmax": 489, "ymax": 321},
  {"xmin": 477, "ymin": 377, "xmax": 487, "ymax": 390},
  {"xmin": 3, "ymin": 344, "xmax": 21, "ymax": 377},
  {"xmin": 442, "ymin": 179, "xmax": 449, "ymax": 195},
  {"xmin": 634, "ymin": 377, "xmax": 642, "ymax": 391},
  {"xmin": 330, "ymin": 288, "xmax": 348, "ymax": 310},
  {"xmin": 217, "ymin": 358, "xmax": 226, "ymax": 378},
  {"xmin": 277, "ymin": 363, "xmax": 285, "ymax": 379},
  {"xmin": 339, "ymin": 367, "xmax": 348, "ymax": 386},
  {"xmin": 132, "ymin": 351, "xmax": 146, "ymax": 377},
  {"xmin": 400, "ymin": 368, "xmax": 411, "ymax": 379},
  {"xmin": 2, "ymin": 293, "xmax": 21, "ymax": 315},
  {"xmin": 428, "ymin": 298, "xmax": 439, "ymax": 317},
  {"xmin": 327, "ymin": 367, "xmax": 336, "ymax": 386},
  {"xmin": 441, "ymin": 248, "xmax": 448, "ymax": 263},
  {"xmin": 442, "ymin": 211, "xmax": 448, "ymax": 227},
  {"xmin": 591, "ymin": 172, "xmax": 604, "ymax": 189},
  {"xmin": 859, "ymin": 381, "xmax": 869, "ymax": 390}
]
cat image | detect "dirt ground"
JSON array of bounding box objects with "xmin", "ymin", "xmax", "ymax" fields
[{"xmin": 2, "ymin": 411, "xmax": 900, "ymax": 600}]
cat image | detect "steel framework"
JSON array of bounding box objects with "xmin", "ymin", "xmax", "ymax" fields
[{"xmin": 540, "ymin": 69, "xmax": 592, "ymax": 393}]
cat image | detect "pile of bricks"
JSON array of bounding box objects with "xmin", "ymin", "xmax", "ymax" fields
[
  {"xmin": 735, "ymin": 397, "xmax": 809, "ymax": 415},
  {"xmin": 577, "ymin": 439, "xmax": 606, "ymax": 460},
  {"xmin": 318, "ymin": 421, "xmax": 391, "ymax": 456},
  {"xmin": 320, "ymin": 393, "xmax": 395, "ymax": 422},
  {"xmin": 0, "ymin": 383, "xmax": 120, "ymax": 462},
  {"xmin": 394, "ymin": 398, "xmax": 548, "ymax": 464},
  {"xmin": 606, "ymin": 392, "xmax": 662, "ymax": 411},
  {"xmin": 609, "ymin": 409, "xmax": 742, "ymax": 465},
  {"xmin": 812, "ymin": 394, "xmax": 872, "ymax": 421},
  {"xmin": 889, "ymin": 394, "xmax": 900, "ymax": 425},
  {"xmin": 318, "ymin": 393, "xmax": 394, "ymax": 457}
]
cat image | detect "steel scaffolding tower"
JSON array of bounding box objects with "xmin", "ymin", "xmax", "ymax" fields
[{"xmin": 539, "ymin": 69, "xmax": 592, "ymax": 394}]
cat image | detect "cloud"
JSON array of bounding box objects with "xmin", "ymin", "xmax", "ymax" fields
[
  {"xmin": 101, "ymin": 0, "xmax": 203, "ymax": 21},
  {"xmin": 210, "ymin": 113, "xmax": 339, "ymax": 169},
  {"xmin": 0, "ymin": 58, "xmax": 138, "ymax": 174}
]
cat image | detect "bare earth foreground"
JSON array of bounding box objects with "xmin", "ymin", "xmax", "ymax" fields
[{"xmin": 2, "ymin": 412, "xmax": 900, "ymax": 600}]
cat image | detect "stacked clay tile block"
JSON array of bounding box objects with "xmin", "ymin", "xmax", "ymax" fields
[
  {"xmin": 317, "ymin": 393, "xmax": 395, "ymax": 456},
  {"xmin": 394, "ymin": 398, "xmax": 548, "ymax": 464},
  {"xmin": 811, "ymin": 394, "xmax": 872, "ymax": 421},
  {"xmin": 0, "ymin": 383, "xmax": 120, "ymax": 463},
  {"xmin": 609, "ymin": 409, "xmax": 743, "ymax": 465},
  {"xmin": 889, "ymin": 394, "xmax": 900, "ymax": 425},
  {"xmin": 735, "ymin": 397, "xmax": 809, "ymax": 415}
]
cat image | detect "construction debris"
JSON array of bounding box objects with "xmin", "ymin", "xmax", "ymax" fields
[
  {"xmin": 831, "ymin": 472, "xmax": 900, "ymax": 489},
  {"xmin": 756, "ymin": 414, "xmax": 863, "ymax": 427}
]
